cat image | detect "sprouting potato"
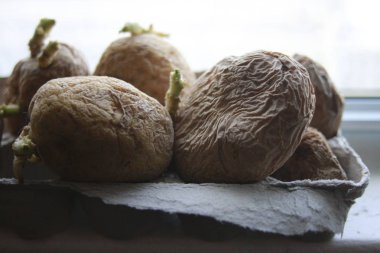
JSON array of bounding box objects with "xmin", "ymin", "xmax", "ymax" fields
[
  {"xmin": 293, "ymin": 54, "xmax": 344, "ymax": 139},
  {"xmin": 94, "ymin": 23, "xmax": 195, "ymax": 104},
  {"xmin": 2, "ymin": 18, "xmax": 89, "ymax": 136},
  {"xmin": 174, "ymin": 51, "xmax": 316, "ymax": 183},
  {"xmin": 12, "ymin": 76, "xmax": 174, "ymax": 183}
]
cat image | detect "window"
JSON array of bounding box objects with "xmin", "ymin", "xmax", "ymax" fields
[{"xmin": 1, "ymin": 0, "xmax": 380, "ymax": 96}]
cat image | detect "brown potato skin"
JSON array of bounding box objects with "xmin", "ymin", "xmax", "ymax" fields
[
  {"xmin": 94, "ymin": 34, "xmax": 196, "ymax": 104},
  {"xmin": 293, "ymin": 54, "xmax": 344, "ymax": 139},
  {"xmin": 28, "ymin": 76, "xmax": 173, "ymax": 182},
  {"xmin": 272, "ymin": 127, "xmax": 347, "ymax": 181},
  {"xmin": 174, "ymin": 51, "xmax": 315, "ymax": 183},
  {"xmin": 4, "ymin": 43, "xmax": 89, "ymax": 136}
]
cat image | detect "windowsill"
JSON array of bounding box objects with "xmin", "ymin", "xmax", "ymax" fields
[
  {"xmin": 342, "ymin": 97, "xmax": 380, "ymax": 131},
  {"xmin": 341, "ymin": 98, "xmax": 380, "ymax": 173},
  {"xmin": 341, "ymin": 89, "xmax": 380, "ymax": 98}
]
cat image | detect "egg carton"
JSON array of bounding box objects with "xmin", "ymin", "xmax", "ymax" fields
[{"xmin": 0, "ymin": 134, "xmax": 369, "ymax": 240}]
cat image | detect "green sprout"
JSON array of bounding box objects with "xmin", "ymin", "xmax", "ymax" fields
[
  {"xmin": 38, "ymin": 41, "xmax": 60, "ymax": 68},
  {"xmin": 165, "ymin": 69, "xmax": 185, "ymax": 119},
  {"xmin": 12, "ymin": 126, "xmax": 39, "ymax": 184},
  {"xmin": 28, "ymin": 18, "xmax": 56, "ymax": 58},
  {"xmin": 0, "ymin": 104, "xmax": 20, "ymax": 117},
  {"xmin": 119, "ymin": 22, "xmax": 169, "ymax": 37}
]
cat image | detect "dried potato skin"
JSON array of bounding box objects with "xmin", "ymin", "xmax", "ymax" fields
[
  {"xmin": 4, "ymin": 43, "xmax": 89, "ymax": 135},
  {"xmin": 28, "ymin": 76, "xmax": 173, "ymax": 182},
  {"xmin": 272, "ymin": 127, "xmax": 347, "ymax": 181},
  {"xmin": 94, "ymin": 34, "xmax": 195, "ymax": 104},
  {"xmin": 293, "ymin": 54, "xmax": 344, "ymax": 139},
  {"xmin": 174, "ymin": 51, "xmax": 315, "ymax": 183}
]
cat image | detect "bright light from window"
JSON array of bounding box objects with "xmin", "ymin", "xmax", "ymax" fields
[{"xmin": 0, "ymin": 0, "xmax": 379, "ymax": 95}]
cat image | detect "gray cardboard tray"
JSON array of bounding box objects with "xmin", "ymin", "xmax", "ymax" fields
[{"xmin": 0, "ymin": 134, "xmax": 369, "ymax": 238}]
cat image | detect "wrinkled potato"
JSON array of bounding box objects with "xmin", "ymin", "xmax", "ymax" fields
[
  {"xmin": 3, "ymin": 19, "xmax": 89, "ymax": 136},
  {"xmin": 94, "ymin": 23, "xmax": 195, "ymax": 104},
  {"xmin": 272, "ymin": 127, "xmax": 347, "ymax": 181},
  {"xmin": 293, "ymin": 54, "xmax": 344, "ymax": 139},
  {"xmin": 13, "ymin": 76, "xmax": 173, "ymax": 182},
  {"xmin": 174, "ymin": 51, "xmax": 315, "ymax": 183}
]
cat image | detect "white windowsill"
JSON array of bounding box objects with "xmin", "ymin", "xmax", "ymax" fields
[{"xmin": 342, "ymin": 98, "xmax": 380, "ymax": 132}]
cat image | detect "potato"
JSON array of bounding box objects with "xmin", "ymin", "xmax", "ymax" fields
[
  {"xmin": 12, "ymin": 76, "xmax": 173, "ymax": 183},
  {"xmin": 94, "ymin": 23, "xmax": 195, "ymax": 104},
  {"xmin": 293, "ymin": 54, "xmax": 344, "ymax": 138},
  {"xmin": 272, "ymin": 127, "xmax": 347, "ymax": 181},
  {"xmin": 174, "ymin": 51, "xmax": 315, "ymax": 183},
  {"xmin": 3, "ymin": 19, "xmax": 89, "ymax": 136}
]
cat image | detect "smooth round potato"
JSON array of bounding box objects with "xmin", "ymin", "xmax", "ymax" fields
[
  {"xmin": 26, "ymin": 76, "xmax": 173, "ymax": 182},
  {"xmin": 4, "ymin": 43, "xmax": 89, "ymax": 135},
  {"xmin": 293, "ymin": 54, "xmax": 344, "ymax": 138},
  {"xmin": 272, "ymin": 127, "xmax": 347, "ymax": 181},
  {"xmin": 94, "ymin": 34, "xmax": 195, "ymax": 104},
  {"xmin": 174, "ymin": 51, "xmax": 315, "ymax": 183}
]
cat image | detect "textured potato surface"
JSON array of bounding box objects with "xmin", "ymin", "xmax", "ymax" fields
[
  {"xmin": 272, "ymin": 127, "xmax": 347, "ymax": 181},
  {"xmin": 4, "ymin": 43, "xmax": 89, "ymax": 135},
  {"xmin": 293, "ymin": 54, "xmax": 344, "ymax": 138},
  {"xmin": 28, "ymin": 76, "xmax": 173, "ymax": 182},
  {"xmin": 94, "ymin": 34, "xmax": 195, "ymax": 104},
  {"xmin": 174, "ymin": 51, "xmax": 315, "ymax": 183}
]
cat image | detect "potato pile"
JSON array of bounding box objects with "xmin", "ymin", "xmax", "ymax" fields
[{"xmin": 4, "ymin": 20, "xmax": 346, "ymax": 184}]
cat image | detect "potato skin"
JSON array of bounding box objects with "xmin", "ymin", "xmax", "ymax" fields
[
  {"xmin": 293, "ymin": 54, "xmax": 344, "ymax": 139},
  {"xmin": 174, "ymin": 51, "xmax": 315, "ymax": 183},
  {"xmin": 4, "ymin": 43, "xmax": 89, "ymax": 135},
  {"xmin": 272, "ymin": 127, "xmax": 347, "ymax": 181},
  {"xmin": 94, "ymin": 34, "xmax": 196, "ymax": 104},
  {"xmin": 28, "ymin": 76, "xmax": 173, "ymax": 182}
]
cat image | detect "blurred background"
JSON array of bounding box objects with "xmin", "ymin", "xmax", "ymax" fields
[{"xmin": 0, "ymin": 0, "xmax": 380, "ymax": 96}]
